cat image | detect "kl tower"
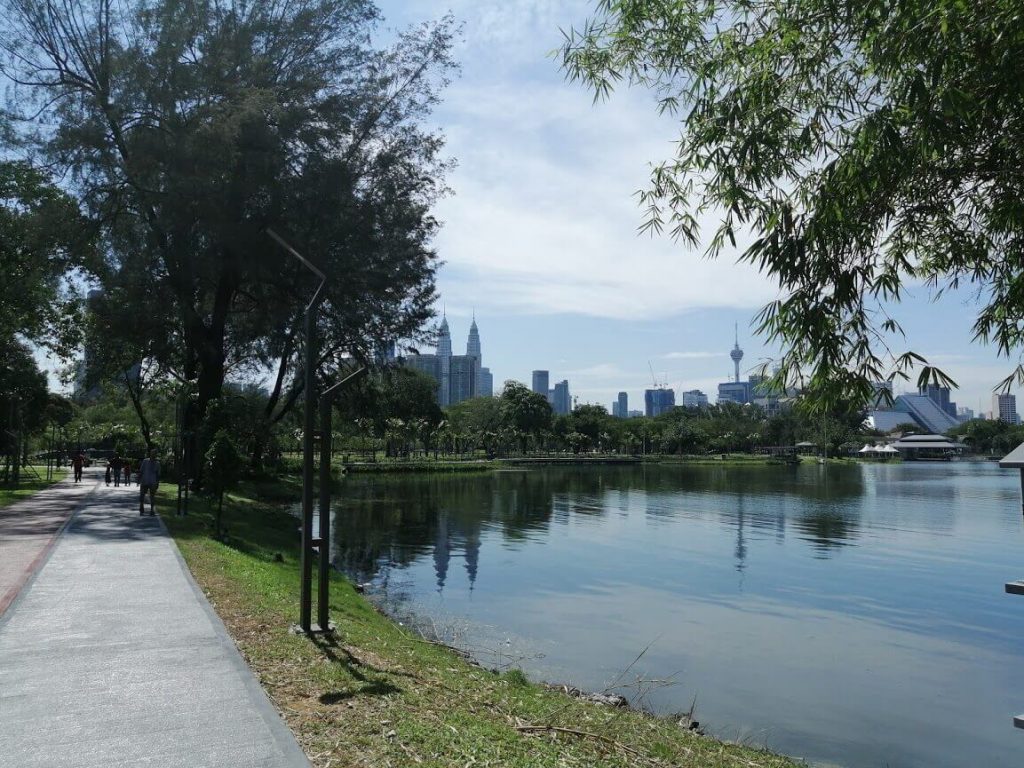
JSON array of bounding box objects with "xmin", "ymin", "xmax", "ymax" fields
[{"xmin": 730, "ymin": 323, "xmax": 744, "ymax": 383}]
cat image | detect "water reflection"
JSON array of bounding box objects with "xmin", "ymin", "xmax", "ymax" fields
[{"xmin": 326, "ymin": 462, "xmax": 1024, "ymax": 768}]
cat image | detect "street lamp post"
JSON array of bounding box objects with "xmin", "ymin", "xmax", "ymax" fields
[
  {"xmin": 317, "ymin": 367, "xmax": 367, "ymax": 630},
  {"xmin": 268, "ymin": 229, "xmax": 327, "ymax": 634}
]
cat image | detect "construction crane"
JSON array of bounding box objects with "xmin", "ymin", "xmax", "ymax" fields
[{"xmin": 648, "ymin": 361, "xmax": 668, "ymax": 389}]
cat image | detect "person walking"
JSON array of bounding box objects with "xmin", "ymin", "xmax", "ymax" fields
[
  {"xmin": 71, "ymin": 452, "xmax": 84, "ymax": 483},
  {"xmin": 104, "ymin": 462, "xmax": 112, "ymax": 486},
  {"xmin": 122, "ymin": 459, "xmax": 131, "ymax": 486},
  {"xmin": 138, "ymin": 449, "xmax": 160, "ymax": 516},
  {"xmin": 111, "ymin": 453, "xmax": 123, "ymax": 488}
]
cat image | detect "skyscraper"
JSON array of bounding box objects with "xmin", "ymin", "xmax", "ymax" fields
[
  {"xmin": 449, "ymin": 355, "xmax": 479, "ymax": 405},
  {"xmin": 993, "ymin": 393, "xmax": 1018, "ymax": 424},
  {"xmin": 465, "ymin": 313, "xmax": 492, "ymax": 397},
  {"xmin": 437, "ymin": 315, "xmax": 452, "ymax": 407},
  {"xmin": 532, "ymin": 370, "xmax": 549, "ymax": 398},
  {"xmin": 681, "ymin": 390, "xmax": 708, "ymax": 408},
  {"xmin": 552, "ymin": 380, "xmax": 571, "ymax": 415},
  {"xmin": 645, "ymin": 388, "xmax": 675, "ymax": 417},
  {"xmin": 617, "ymin": 391, "xmax": 628, "ymax": 419}
]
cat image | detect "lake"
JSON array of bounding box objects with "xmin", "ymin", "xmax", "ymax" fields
[{"xmin": 326, "ymin": 461, "xmax": 1024, "ymax": 768}]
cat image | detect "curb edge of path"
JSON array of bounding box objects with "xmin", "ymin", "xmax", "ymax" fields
[
  {"xmin": 157, "ymin": 514, "xmax": 314, "ymax": 768},
  {"xmin": 0, "ymin": 478, "xmax": 97, "ymax": 627}
]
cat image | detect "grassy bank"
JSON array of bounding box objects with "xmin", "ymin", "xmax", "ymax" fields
[
  {"xmin": 161, "ymin": 477, "xmax": 800, "ymax": 768},
  {"xmin": 0, "ymin": 466, "xmax": 68, "ymax": 508}
]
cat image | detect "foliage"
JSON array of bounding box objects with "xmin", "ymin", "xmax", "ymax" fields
[
  {"xmin": 0, "ymin": 0, "xmax": 458, "ymax": 466},
  {"xmin": 205, "ymin": 429, "xmax": 244, "ymax": 538},
  {"xmin": 561, "ymin": 1, "xmax": 1024, "ymax": 408},
  {"xmin": 500, "ymin": 381, "xmax": 553, "ymax": 452},
  {"xmin": 950, "ymin": 418, "xmax": 1024, "ymax": 455},
  {"xmin": 0, "ymin": 161, "xmax": 95, "ymax": 351},
  {"xmin": 0, "ymin": 339, "xmax": 48, "ymax": 482}
]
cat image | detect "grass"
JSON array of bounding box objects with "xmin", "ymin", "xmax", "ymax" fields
[
  {"xmin": 161, "ymin": 476, "xmax": 802, "ymax": 768},
  {"xmin": 0, "ymin": 466, "xmax": 68, "ymax": 508}
]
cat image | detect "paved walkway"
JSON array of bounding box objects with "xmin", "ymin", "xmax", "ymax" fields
[
  {"xmin": 0, "ymin": 467, "xmax": 311, "ymax": 768},
  {"xmin": 0, "ymin": 471, "xmax": 94, "ymax": 616}
]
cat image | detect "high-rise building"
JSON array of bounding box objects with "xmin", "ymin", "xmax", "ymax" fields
[
  {"xmin": 993, "ymin": 393, "xmax": 1018, "ymax": 424},
  {"xmin": 449, "ymin": 355, "xmax": 479, "ymax": 405},
  {"xmin": 717, "ymin": 381, "xmax": 750, "ymax": 404},
  {"xmin": 465, "ymin": 313, "xmax": 493, "ymax": 397},
  {"xmin": 437, "ymin": 315, "xmax": 452, "ymax": 407},
  {"xmin": 921, "ymin": 385, "xmax": 957, "ymax": 419},
  {"xmin": 680, "ymin": 389, "xmax": 708, "ymax": 408},
  {"xmin": 402, "ymin": 313, "xmax": 492, "ymax": 405},
  {"xmin": 552, "ymin": 380, "xmax": 571, "ymax": 415},
  {"xmin": 532, "ymin": 370, "xmax": 549, "ymax": 398},
  {"xmin": 617, "ymin": 392, "xmax": 628, "ymax": 419},
  {"xmin": 645, "ymin": 388, "xmax": 675, "ymax": 417},
  {"xmin": 958, "ymin": 406, "xmax": 975, "ymax": 421}
]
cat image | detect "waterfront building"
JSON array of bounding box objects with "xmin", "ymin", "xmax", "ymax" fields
[
  {"xmin": 645, "ymin": 388, "xmax": 675, "ymax": 417},
  {"xmin": 993, "ymin": 393, "xmax": 1019, "ymax": 424},
  {"xmin": 532, "ymin": 370, "xmax": 549, "ymax": 398},
  {"xmin": 921, "ymin": 384, "xmax": 957, "ymax": 419},
  {"xmin": 681, "ymin": 390, "xmax": 708, "ymax": 408},
  {"xmin": 552, "ymin": 380, "xmax": 571, "ymax": 415},
  {"xmin": 866, "ymin": 394, "xmax": 960, "ymax": 434}
]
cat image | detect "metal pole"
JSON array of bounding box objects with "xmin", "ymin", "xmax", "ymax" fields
[
  {"xmin": 317, "ymin": 393, "xmax": 332, "ymax": 632},
  {"xmin": 315, "ymin": 368, "xmax": 366, "ymax": 633},
  {"xmin": 300, "ymin": 303, "xmax": 317, "ymax": 632}
]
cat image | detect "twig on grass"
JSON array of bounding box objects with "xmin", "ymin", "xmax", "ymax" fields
[{"xmin": 515, "ymin": 724, "xmax": 646, "ymax": 759}]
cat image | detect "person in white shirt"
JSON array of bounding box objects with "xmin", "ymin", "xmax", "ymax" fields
[{"xmin": 138, "ymin": 449, "xmax": 160, "ymax": 516}]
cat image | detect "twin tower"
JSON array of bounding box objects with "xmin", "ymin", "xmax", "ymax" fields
[{"xmin": 405, "ymin": 315, "xmax": 494, "ymax": 407}]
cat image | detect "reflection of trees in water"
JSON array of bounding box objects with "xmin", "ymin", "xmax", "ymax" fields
[{"xmin": 332, "ymin": 465, "xmax": 870, "ymax": 587}]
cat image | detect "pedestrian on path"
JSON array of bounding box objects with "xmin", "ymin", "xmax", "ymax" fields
[
  {"xmin": 71, "ymin": 452, "xmax": 84, "ymax": 483},
  {"xmin": 104, "ymin": 462, "xmax": 112, "ymax": 486},
  {"xmin": 122, "ymin": 459, "xmax": 131, "ymax": 486},
  {"xmin": 111, "ymin": 453, "xmax": 123, "ymax": 488},
  {"xmin": 138, "ymin": 449, "xmax": 160, "ymax": 516}
]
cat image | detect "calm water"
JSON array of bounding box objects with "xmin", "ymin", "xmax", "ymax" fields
[{"xmin": 326, "ymin": 462, "xmax": 1024, "ymax": 767}]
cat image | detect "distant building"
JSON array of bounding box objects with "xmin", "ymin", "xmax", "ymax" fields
[
  {"xmin": 616, "ymin": 391, "xmax": 628, "ymax": 418},
  {"xmin": 958, "ymin": 406, "xmax": 975, "ymax": 421},
  {"xmin": 680, "ymin": 389, "xmax": 708, "ymax": 408},
  {"xmin": 627, "ymin": 409, "xmax": 643, "ymax": 419},
  {"xmin": 717, "ymin": 380, "xmax": 750, "ymax": 404},
  {"xmin": 993, "ymin": 393, "xmax": 1019, "ymax": 425},
  {"xmin": 465, "ymin": 314, "xmax": 492, "ymax": 397},
  {"xmin": 402, "ymin": 313, "xmax": 490, "ymax": 405},
  {"xmin": 532, "ymin": 370, "xmax": 549, "ymax": 398},
  {"xmin": 867, "ymin": 393, "xmax": 960, "ymax": 434},
  {"xmin": 645, "ymin": 388, "xmax": 675, "ymax": 417},
  {"xmin": 449, "ymin": 355, "xmax": 479, "ymax": 405},
  {"xmin": 551, "ymin": 380, "xmax": 571, "ymax": 415},
  {"xmin": 921, "ymin": 384, "xmax": 957, "ymax": 419}
]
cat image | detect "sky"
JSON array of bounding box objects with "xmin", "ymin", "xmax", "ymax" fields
[
  {"xmin": 33, "ymin": 0, "xmax": 1020, "ymax": 418},
  {"xmin": 369, "ymin": 0, "xmax": 1020, "ymax": 417}
]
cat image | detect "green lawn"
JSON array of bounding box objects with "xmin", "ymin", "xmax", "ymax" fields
[
  {"xmin": 0, "ymin": 466, "xmax": 67, "ymax": 509},
  {"xmin": 161, "ymin": 475, "xmax": 801, "ymax": 768}
]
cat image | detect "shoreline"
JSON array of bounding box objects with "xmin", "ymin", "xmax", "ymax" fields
[{"xmin": 160, "ymin": 475, "xmax": 802, "ymax": 768}]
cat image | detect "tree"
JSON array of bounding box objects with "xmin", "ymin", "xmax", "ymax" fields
[
  {"xmin": 500, "ymin": 382, "xmax": 553, "ymax": 453},
  {"xmin": 205, "ymin": 429, "xmax": 244, "ymax": 540},
  {"xmin": 1, "ymin": 0, "xmax": 457, "ymax": 472},
  {"xmin": 0, "ymin": 339, "xmax": 48, "ymax": 483},
  {"xmin": 561, "ymin": 1, "xmax": 1024, "ymax": 407},
  {"xmin": 0, "ymin": 161, "xmax": 94, "ymax": 350}
]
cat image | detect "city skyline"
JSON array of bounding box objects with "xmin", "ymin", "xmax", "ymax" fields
[{"xmin": 371, "ymin": 0, "xmax": 1022, "ymax": 421}]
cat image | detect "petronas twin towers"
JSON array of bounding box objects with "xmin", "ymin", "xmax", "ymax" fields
[{"xmin": 405, "ymin": 314, "xmax": 494, "ymax": 407}]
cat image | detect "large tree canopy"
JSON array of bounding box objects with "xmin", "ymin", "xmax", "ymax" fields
[
  {"xmin": 0, "ymin": 161, "xmax": 94, "ymax": 351},
  {"xmin": 0, "ymin": 0, "xmax": 456, "ymax": 453},
  {"xmin": 561, "ymin": 1, "xmax": 1024, "ymax": 408}
]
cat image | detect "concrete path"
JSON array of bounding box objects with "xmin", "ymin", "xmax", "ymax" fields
[
  {"xmin": 0, "ymin": 467, "xmax": 311, "ymax": 768},
  {"xmin": 0, "ymin": 471, "xmax": 94, "ymax": 616}
]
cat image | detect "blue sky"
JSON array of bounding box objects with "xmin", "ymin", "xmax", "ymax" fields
[
  {"xmin": 34, "ymin": 0, "xmax": 1020, "ymax": 418},
  {"xmin": 373, "ymin": 0, "xmax": 1020, "ymax": 416}
]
